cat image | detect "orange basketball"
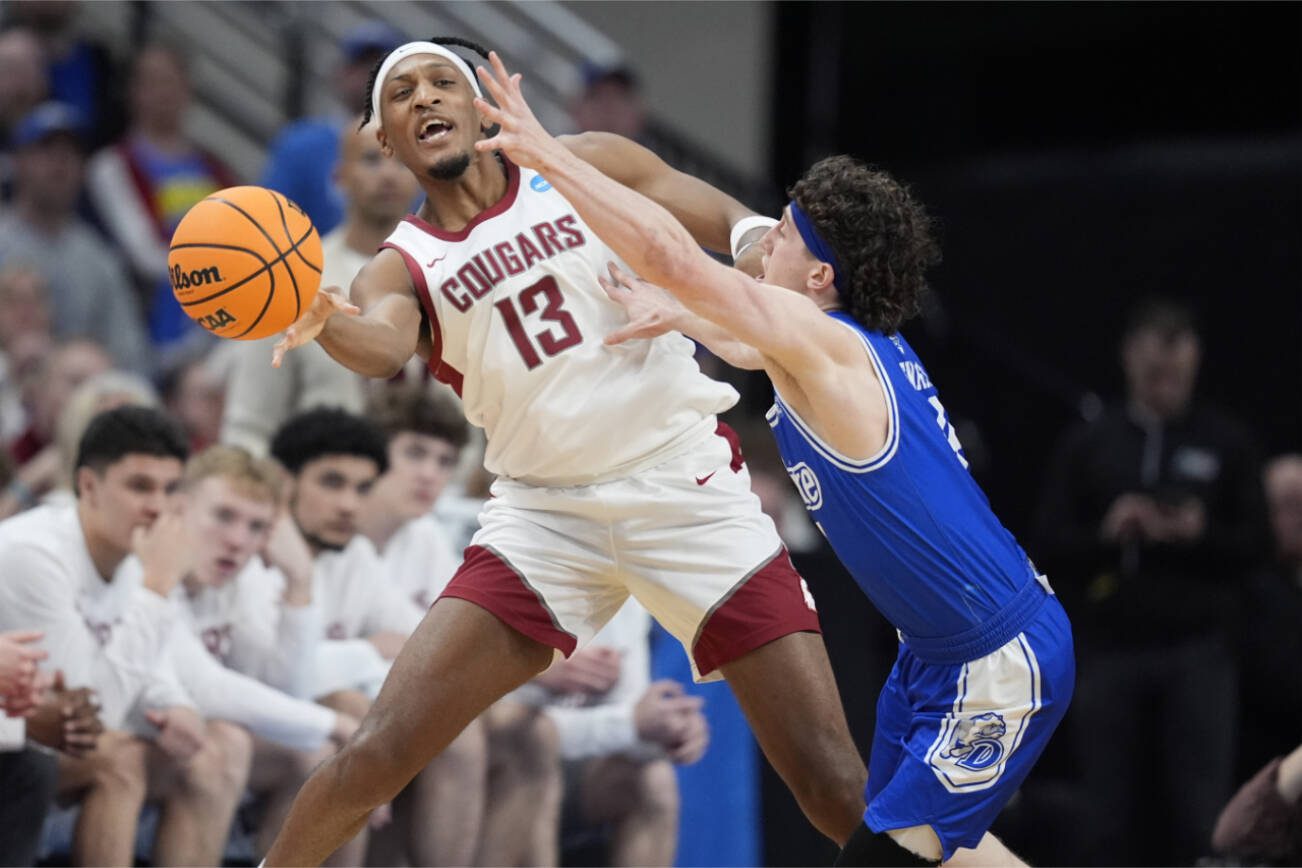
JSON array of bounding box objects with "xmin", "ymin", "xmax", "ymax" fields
[{"xmin": 168, "ymin": 186, "xmax": 322, "ymax": 341}]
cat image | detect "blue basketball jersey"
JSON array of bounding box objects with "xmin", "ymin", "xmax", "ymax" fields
[{"xmin": 767, "ymin": 312, "xmax": 1039, "ymax": 657}]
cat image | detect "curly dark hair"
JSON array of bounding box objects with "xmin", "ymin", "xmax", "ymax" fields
[
  {"xmin": 788, "ymin": 156, "xmax": 940, "ymax": 334},
  {"xmin": 269, "ymin": 407, "xmax": 389, "ymax": 476},
  {"xmin": 360, "ymin": 36, "xmax": 492, "ymax": 128}
]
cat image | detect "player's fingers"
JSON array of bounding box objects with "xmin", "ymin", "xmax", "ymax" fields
[
  {"xmin": 608, "ymin": 261, "xmax": 636, "ymax": 289},
  {"xmin": 488, "ymin": 51, "xmax": 513, "ymax": 94},
  {"xmin": 1, "ymin": 630, "xmax": 44, "ymax": 645},
  {"xmin": 271, "ymin": 335, "xmax": 292, "ymax": 368},
  {"xmin": 603, "ymin": 326, "xmax": 637, "ymax": 346}
]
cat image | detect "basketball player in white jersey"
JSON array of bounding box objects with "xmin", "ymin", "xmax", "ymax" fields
[{"xmin": 265, "ymin": 38, "xmax": 866, "ymax": 865}]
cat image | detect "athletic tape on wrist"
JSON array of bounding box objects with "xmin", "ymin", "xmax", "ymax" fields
[
  {"xmin": 371, "ymin": 42, "xmax": 484, "ymax": 124},
  {"xmin": 730, "ymin": 215, "xmax": 778, "ymax": 260}
]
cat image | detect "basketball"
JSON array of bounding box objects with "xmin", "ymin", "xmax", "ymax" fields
[{"xmin": 168, "ymin": 186, "xmax": 323, "ymax": 341}]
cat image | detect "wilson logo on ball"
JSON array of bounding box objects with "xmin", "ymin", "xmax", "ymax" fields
[
  {"xmin": 171, "ymin": 264, "xmax": 225, "ymax": 290},
  {"xmin": 197, "ymin": 308, "xmax": 236, "ymax": 331}
]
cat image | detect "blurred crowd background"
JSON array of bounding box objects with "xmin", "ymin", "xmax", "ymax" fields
[{"xmin": 0, "ymin": 2, "xmax": 1297, "ymax": 867}]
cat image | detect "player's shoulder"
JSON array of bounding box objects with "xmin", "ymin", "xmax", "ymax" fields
[{"xmin": 0, "ymin": 503, "xmax": 83, "ymax": 578}]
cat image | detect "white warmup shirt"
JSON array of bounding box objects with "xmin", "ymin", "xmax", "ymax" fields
[
  {"xmin": 0, "ymin": 504, "xmax": 192, "ymax": 730},
  {"xmin": 116, "ymin": 555, "xmax": 337, "ymax": 751},
  {"xmin": 220, "ymin": 228, "xmax": 368, "ymax": 456},
  {"xmin": 310, "ymin": 535, "xmax": 424, "ymax": 698},
  {"xmin": 378, "ymin": 513, "xmax": 462, "ymax": 611},
  {"xmin": 380, "ymin": 159, "xmax": 738, "ymax": 487},
  {"xmin": 0, "ymin": 716, "xmax": 23, "ymax": 751}
]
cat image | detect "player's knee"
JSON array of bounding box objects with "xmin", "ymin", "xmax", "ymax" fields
[
  {"xmin": 89, "ymin": 731, "xmax": 148, "ymax": 800},
  {"xmin": 185, "ymin": 721, "xmax": 253, "ymax": 800},
  {"xmin": 632, "ymin": 759, "xmax": 679, "ymax": 821},
  {"xmin": 834, "ymin": 821, "xmax": 940, "ymax": 867}
]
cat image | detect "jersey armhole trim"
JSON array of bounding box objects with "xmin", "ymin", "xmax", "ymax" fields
[
  {"xmin": 378, "ymin": 240, "xmax": 464, "ymax": 397},
  {"xmin": 772, "ymin": 323, "xmax": 899, "ymax": 473}
]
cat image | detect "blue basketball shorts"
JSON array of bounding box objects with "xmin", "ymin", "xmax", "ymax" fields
[{"xmin": 864, "ymin": 593, "xmax": 1075, "ymax": 861}]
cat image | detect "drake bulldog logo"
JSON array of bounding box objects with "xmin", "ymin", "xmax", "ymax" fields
[{"xmin": 939, "ymin": 711, "xmax": 1008, "ymax": 771}]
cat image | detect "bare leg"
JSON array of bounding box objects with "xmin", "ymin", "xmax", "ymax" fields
[
  {"xmin": 265, "ymin": 599, "xmax": 554, "ymax": 866},
  {"xmin": 479, "ymin": 700, "xmax": 562, "ymax": 867},
  {"xmin": 944, "ymin": 832, "xmax": 1026, "ymax": 867},
  {"xmin": 57, "ymin": 730, "xmax": 149, "ymax": 866},
  {"xmin": 407, "ymin": 715, "xmax": 488, "ymax": 865},
  {"xmin": 576, "ymin": 755, "xmax": 679, "ymax": 867},
  {"xmin": 151, "ymin": 719, "xmax": 254, "ymax": 866},
  {"xmin": 719, "ymin": 632, "xmax": 867, "ymax": 846},
  {"xmin": 247, "ymin": 737, "xmax": 334, "ymax": 857},
  {"xmin": 315, "ymin": 692, "xmax": 374, "ymax": 866}
]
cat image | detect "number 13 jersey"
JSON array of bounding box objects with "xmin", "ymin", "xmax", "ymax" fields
[{"xmin": 380, "ymin": 160, "xmax": 738, "ymax": 487}]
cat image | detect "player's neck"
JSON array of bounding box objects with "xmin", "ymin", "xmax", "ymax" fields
[
  {"xmin": 416, "ymin": 153, "xmax": 508, "ymax": 234},
  {"xmin": 342, "ymin": 214, "xmax": 401, "ymax": 258},
  {"xmin": 358, "ymin": 508, "xmax": 407, "ymax": 554},
  {"xmin": 75, "ymin": 505, "xmax": 127, "ymax": 583}
]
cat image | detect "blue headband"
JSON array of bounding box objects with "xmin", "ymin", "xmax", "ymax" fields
[{"xmin": 789, "ymin": 200, "xmax": 841, "ymax": 290}]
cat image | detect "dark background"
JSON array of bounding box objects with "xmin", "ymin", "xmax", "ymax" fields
[{"xmin": 759, "ymin": 5, "xmax": 1301, "ymax": 864}]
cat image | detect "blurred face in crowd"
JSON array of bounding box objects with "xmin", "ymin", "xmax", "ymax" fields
[
  {"xmin": 168, "ymin": 362, "xmax": 224, "ymax": 449},
  {"xmin": 337, "ymin": 120, "xmax": 421, "ymax": 227},
  {"xmin": 130, "ymin": 46, "xmax": 190, "ymax": 133},
  {"xmin": 13, "ymin": 132, "xmax": 83, "ymax": 217},
  {"xmin": 1266, "ymin": 457, "xmax": 1302, "ymax": 565},
  {"xmin": 290, "ymin": 455, "xmax": 379, "ymax": 551},
  {"xmin": 30, "ymin": 341, "xmax": 111, "ymax": 438},
  {"xmin": 570, "ymin": 76, "xmax": 646, "ymax": 140},
  {"xmin": 1122, "ymin": 326, "xmax": 1200, "ymax": 420},
  {"xmin": 78, "ymin": 454, "xmax": 185, "ymax": 555},
  {"xmin": 376, "ymin": 54, "xmax": 486, "ymax": 183},
  {"xmin": 0, "ymin": 268, "xmax": 51, "ymax": 348},
  {"xmin": 186, "ymin": 475, "xmax": 276, "ymax": 586},
  {"xmin": 337, "ymin": 51, "xmax": 387, "ymax": 115},
  {"xmin": 0, "ymin": 29, "xmax": 47, "ymax": 126},
  {"xmin": 370, "ymin": 432, "xmax": 460, "ymax": 522}
]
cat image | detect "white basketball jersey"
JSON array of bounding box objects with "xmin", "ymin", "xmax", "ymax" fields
[{"xmin": 380, "ymin": 160, "xmax": 738, "ymax": 486}]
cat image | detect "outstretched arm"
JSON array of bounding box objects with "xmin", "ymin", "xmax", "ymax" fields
[
  {"xmin": 273, "ymin": 249, "xmax": 423, "ymax": 379},
  {"xmin": 473, "ymin": 54, "xmax": 847, "ymax": 372}
]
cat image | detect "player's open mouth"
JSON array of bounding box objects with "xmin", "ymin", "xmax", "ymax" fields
[{"xmin": 417, "ymin": 119, "xmax": 454, "ymax": 144}]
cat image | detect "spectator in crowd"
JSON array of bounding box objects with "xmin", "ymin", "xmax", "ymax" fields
[
  {"xmin": 489, "ymin": 600, "xmax": 708, "ymax": 866},
  {"xmin": 260, "ymin": 22, "xmax": 405, "ymax": 234},
  {"xmin": 224, "ymin": 116, "xmax": 418, "ymax": 455},
  {"xmin": 0, "ymin": 27, "xmax": 48, "ymax": 200},
  {"xmin": 1035, "ymin": 297, "xmax": 1267, "ymax": 865},
  {"xmin": 1, "ymin": 339, "xmax": 111, "ymax": 518},
  {"xmin": 144, "ymin": 446, "xmax": 363, "ymax": 862},
  {"xmin": 0, "ymin": 405, "xmax": 251, "ymax": 865},
  {"xmin": 569, "ymin": 61, "xmax": 648, "ymax": 142},
  {"xmin": 1212, "ymin": 740, "xmax": 1302, "ymax": 865},
  {"xmin": 0, "ymin": 266, "xmax": 53, "ymax": 442},
  {"xmin": 0, "ymin": 629, "xmax": 104, "ymax": 868},
  {"xmin": 161, "ymin": 356, "xmax": 225, "ymax": 453},
  {"xmin": 4, "ymin": 0, "xmax": 123, "ymax": 149},
  {"xmin": 272, "ymin": 407, "xmax": 493, "ymax": 861},
  {"xmin": 1236, "ymin": 454, "xmax": 1302, "ymax": 777},
  {"xmin": 0, "ymin": 102, "xmax": 150, "ymax": 374},
  {"xmin": 87, "ymin": 42, "xmax": 239, "ymax": 358},
  {"xmin": 357, "ymin": 384, "xmax": 480, "ymax": 866}
]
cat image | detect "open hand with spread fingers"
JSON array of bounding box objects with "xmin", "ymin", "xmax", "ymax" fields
[
  {"xmin": 599, "ymin": 261, "xmax": 688, "ymax": 345},
  {"xmin": 271, "ymin": 286, "xmax": 360, "ymax": 369},
  {"xmin": 473, "ymin": 51, "xmax": 569, "ymax": 173}
]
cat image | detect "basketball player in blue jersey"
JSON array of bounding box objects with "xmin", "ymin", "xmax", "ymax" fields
[{"xmin": 474, "ymin": 54, "xmax": 1075, "ymax": 866}]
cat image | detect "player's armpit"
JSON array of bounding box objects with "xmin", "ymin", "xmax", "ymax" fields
[{"xmin": 559, "ymin": 132, "xmax": 753, "ymax": 255}]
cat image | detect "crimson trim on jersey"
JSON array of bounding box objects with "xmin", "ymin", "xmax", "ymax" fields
[
  {"xmin": 438, "ymin": 544, "xmax": 578, "ymax": 657},
  {"xmin": 400, "ymin": 158, "xmax": 522, "ymax": 242},
  {"xmin": 691, "ymin": 546, "xmax": 821, "ymax": 677},
  {"xmin": 715, "ymin": 421, "xmax": 745, "ymax": 473},
  {"xmin": 379, "ymin": 241, "xmax": 465, "ymax": 397}
]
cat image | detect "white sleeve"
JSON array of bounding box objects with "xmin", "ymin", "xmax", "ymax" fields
[
  {"xmin": 544, "ymin": 602, "xmax": 655, "ymax": 761},
  {"xmin": 85, "ymin": 147, "xmax": 170, "ymax": 282},
  {"xmin": 361, "ymin": 565, "xmax": 424, "ymax": 638},
  {"xmin": 169, "ymin": 628, "xmax": 334, "ymax": 751},
  {"xmin": 306, "ymin": 639, "xmax": 391, "ymax": 699},
  {"xmin": 227, "ymin": 563, "xmax": 322, "ymax": 698},
  {"xmin": 137, "ymin": 651, "xmax": 198, "ymax": 714},
  {"xmin": 0, "ymin": 715, "xmax": 24, "ymax": 751},
  {"xmin": 0, "ymin": 543, "xmax": 177, "ymax": 728}
]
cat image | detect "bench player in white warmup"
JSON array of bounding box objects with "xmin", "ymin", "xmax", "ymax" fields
[{"xmin": 264, "ymin": 37, "xmax": 869, "ymax": 865}]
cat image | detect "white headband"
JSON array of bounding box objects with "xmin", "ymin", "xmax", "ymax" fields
[{"xmin": 370, "ymin": 41, "xmax": 484, "ymax": 123}]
